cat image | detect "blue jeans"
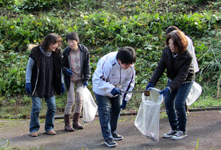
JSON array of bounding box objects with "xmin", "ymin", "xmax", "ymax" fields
[
  {"xmin": 95, "ymin": 93, "xmax": 121, "ymax": 140},
  {"xmin": 29, "ymin": 96, "xmax": 56, "ymax": 133},
  {"xmin": 164, "ymin": 80, "xmax": 193, "ymax": 132}
]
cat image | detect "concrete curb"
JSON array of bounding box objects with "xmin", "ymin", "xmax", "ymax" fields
[
  {"xmin": 54, "ymin": 106, "xmax": 221, "ymax": 119},
  {"xmin": 3, "ymin": 107, "xmax": 221, "ymax": 119}
]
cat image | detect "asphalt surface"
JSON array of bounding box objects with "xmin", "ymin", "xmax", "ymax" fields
[{"xmin": 0, "ymin": 110, "xmax": 221, "ymax": 150}]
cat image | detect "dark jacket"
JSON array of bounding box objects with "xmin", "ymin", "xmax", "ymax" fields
[
  {"xmin": 149, "ymin": 47, "xmax": 195, "ymax": 91},
  {"xmin": 29, "ymin": 45, "xmax": 62, "ymax": 97},
  {"xmin": 62, "ymin": 44, "xmax": 91, "ymax": 91}
]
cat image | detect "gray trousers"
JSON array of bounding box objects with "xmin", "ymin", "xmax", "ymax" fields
[{"xmin": 64, "ymin": 81, "xmax": 83, "ymax": 114}]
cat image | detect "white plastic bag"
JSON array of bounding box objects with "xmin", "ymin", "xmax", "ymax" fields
[
  {"xmin": 186, "ymin": 81, "xmax": 202, "ymax": 106},
  {"xmin": 77, "ymin": 86, "xmax": 98, "ymax": 123},
  {"xmin": 134, "ymin": 88, "xmax": 163, "ymax": 142}
]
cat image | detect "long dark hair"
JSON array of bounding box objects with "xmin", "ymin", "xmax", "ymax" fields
[{"xmin": 41, "ymin": 33, "xmax": 62, "ymax": 52}]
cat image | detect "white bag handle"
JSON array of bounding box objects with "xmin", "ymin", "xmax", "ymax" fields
[{"xmin": 142, "ymin": 88, "xmax": 163, "ymax": 105}]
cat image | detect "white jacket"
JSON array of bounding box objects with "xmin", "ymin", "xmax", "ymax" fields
[
  {"xmin": 92, "ymin": 52, "xmax": 135, "ymax": 101},
  {"xmin": 186, "ymin": 36, "xmax": 199, "ymax": 73}
]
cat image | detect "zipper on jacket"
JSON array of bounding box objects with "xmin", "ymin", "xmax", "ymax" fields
[{"xmin": 67, "ymin": 53, "xmax": 72, "ymax": 82}]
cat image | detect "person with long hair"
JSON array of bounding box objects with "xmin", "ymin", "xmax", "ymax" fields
[
  {"xmin": 166, "ymin": 25, "xmax": 199, "ymax": 113},
  {"xmin": 25, "ymin": 33, "xmax": 65, "ymax": 137},
  {"xmin": 146, "ymin": 30, "xmax": 195, "ymax": 140}
]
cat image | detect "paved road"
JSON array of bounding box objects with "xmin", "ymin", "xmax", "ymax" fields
[{"xmin": 0, "ymin": 110, "xmax": 221, "ymax": 150}]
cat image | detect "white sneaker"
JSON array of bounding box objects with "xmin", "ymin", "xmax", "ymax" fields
[
  {"xmin": 171, "ymin": 130, "xmax": 187, "ymax": 140},
  {"xmin": 163, "ymin": 130, "xmax": 177, "ymax": 138}
]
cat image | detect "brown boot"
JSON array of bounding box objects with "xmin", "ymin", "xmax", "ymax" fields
[
  {"xmin": 73, "ymin": 113, "xmax": 84, "ymax": 129},
  {"xmin": 64, "ymin": 114, "xmax": 74, "ymax": 132}
]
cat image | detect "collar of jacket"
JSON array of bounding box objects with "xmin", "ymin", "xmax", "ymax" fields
[
  {"xmin": 166, "ymin": 47, "xmax": 189, "ymax": 59},
  {"xmin": 113, "ymin": 56, "xmax": 122, "ymax": 69},
  {"xmin": 175, "ymin": 49, "xmax": 189, "ymax": 59}
]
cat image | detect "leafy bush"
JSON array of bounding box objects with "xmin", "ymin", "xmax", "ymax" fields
[
  {"xmin": 0, "ymin": 14, "xmax": 66, "ymax": 52},
  {"xmin": 0, "ymin": 51, "xmax": 28, "ymax": 97},
  {"xmin": 16, "ymin": 0, "xmax": 63, "ymax": 11},
  {"xmin": 0, "ymin": 44, "xmax": 4, "ymax": 51},
  {"xmin": 75, "ymin": 10, "xmax": 219, "ymax": 47},
  {"xmin": 0, "ymin": 0, "xmax": 220, "ymax": 100},
  {"xmin": 177, "ymin": 0, "xmax": 219, "ymax": 5},
  {"xmin": 0, "ymin": 0, "xmax": 14, "ymax": 8}
]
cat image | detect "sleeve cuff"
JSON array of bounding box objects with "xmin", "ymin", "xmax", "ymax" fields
[{"xmin": 167, "ymin": 87, "xmax": 172, "ymax": 93}]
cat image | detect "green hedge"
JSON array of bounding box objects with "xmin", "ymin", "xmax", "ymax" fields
[
  {"xmin": 0, "ymin": 10, "xmax": 219, "ymax": 52},
  {"xmin": 0, "ymin": 0, "xmax": 220, "ymax": 97}
]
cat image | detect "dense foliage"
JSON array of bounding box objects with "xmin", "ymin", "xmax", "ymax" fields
[{"xmin": 0, "ymin": 0, "xmax": 220, "ymax": 114}]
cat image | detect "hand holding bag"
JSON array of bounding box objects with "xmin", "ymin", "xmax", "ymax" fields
[
  {"xmin": 77, "ymin": 86, "xmax": 98, "ymax": 123},
  {"xmin": 134, "ymin": 88, "xmax": 163, "ymax": 142}
]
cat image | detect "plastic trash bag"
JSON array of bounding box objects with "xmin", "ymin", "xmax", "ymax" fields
[
  {"xmin": 77, "ymin": 86, "xmax": 98, "ymax": 123},
  {"xmin": 134, "ymin": 88, "xmax": 163, "ymax": 142},
  {"xmin": 186, "ymin": 81, "xmax": 202, "ymax": 106}
]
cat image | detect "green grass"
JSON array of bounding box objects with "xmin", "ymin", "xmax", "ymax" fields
[
  {"xmin": 189, "ymin": 97, "xmax": 221, "ymax": 109},
  {"xmin": 0, "ymin": 141, "xmax": 45, "ymax": 150},
  {"xmin": 0, "ymin": 84, "xmax": 220, "ymax": 119}
]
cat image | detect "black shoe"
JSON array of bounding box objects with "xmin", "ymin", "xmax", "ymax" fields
[
  {"xmin": 105, "ymin": 138, "xmax": 118, "ymax": 147},
  {"xmin": 163, "ymin": 130, "xmax": 177, "ymax": 138},
  {"xmin": 112, "ymin": 133, "xmax": 124, "ymax": 141}
]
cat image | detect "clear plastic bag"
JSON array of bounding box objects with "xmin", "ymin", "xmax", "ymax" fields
[
  {"xmin": 77, "ymin": 86, "xmax": 98, "ymax": 123},
  {"xmin": 134, "ymin": 88, "xmax": 163, "ymax": 142},
  {"xmin": 186, "ymin": 81, "xmax": 202, "ymax": 106}
]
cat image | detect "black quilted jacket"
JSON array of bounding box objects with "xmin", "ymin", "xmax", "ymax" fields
[{"xmin": 149, "ymin": 46, "xmax": 195, "ymax": 91}]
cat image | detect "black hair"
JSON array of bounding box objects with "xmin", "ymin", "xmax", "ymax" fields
[
  {"xmin": 116, "ymin": 46, "xmax": 136, "ymax": 64},
  {"xmin": 41, "ymin": 33, "xmax": 62, "ymax": 52},
  {"xmin": 165, "ymin": 25, "xmax": 179, "ymax": 35},
  {"xmin": 66, "ymin": 32, "xmax": 79, "ymax": 42}
]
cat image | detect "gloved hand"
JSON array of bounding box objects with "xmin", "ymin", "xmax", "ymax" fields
[
  {"xmin": 65, "ymin": 69, "xmax": 74, "ymax": 76},
  {"xmin": 83, "ymin": 81, "xmax": 88, "ymax": 87},
  {"xmin": 61, "ymin": 83, "xmax": 65, "ymax": 94},
  {"xmin": 159, "ymin": 88, "xmax": 169, "ymax": 96},
  {"xmin": 25, "ymin": 83, "xmax": 32, "ymax": 95},
  {"xmin": 120, "ymin": 100, "xmax": 127, "ymax": 109},
  {"xmin": 111, "ymin": 88, "xmax": 122, "ymax": 96},
  {"xmin": 145, "ymin": 83, "xmax": 154, "ymax": 90}
]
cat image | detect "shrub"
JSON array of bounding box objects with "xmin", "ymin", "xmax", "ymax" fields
[
  {"xmin": 0, "ymin": 51, "xmax": 28, "ymax": 97},
  {"xmin": 0, "ymin": 14, "xmax": 66, "ymax": 52},
  {"xmin": 0, "ymin": 0, "xmax": 14, "ymax": 8},
  {"xmin": 16, "ymin": 0, "xmax": 63, "ymax": 11}
]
